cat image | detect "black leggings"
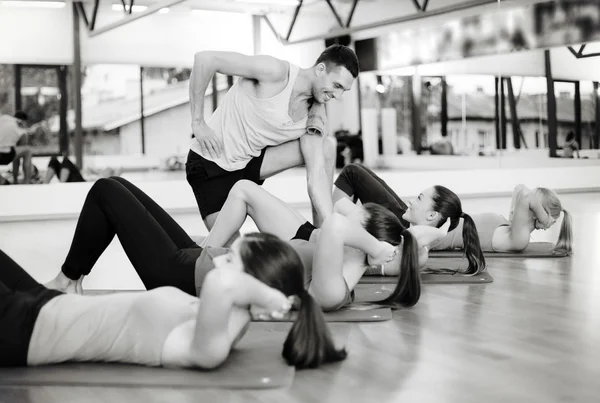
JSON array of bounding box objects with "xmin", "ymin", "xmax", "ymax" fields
[
  {"xmin": 48, "ymin": 156, "xmax": 85, "ymax": 182},
  {"xmin": 62, "ymin": 177, "xmax": 202, "ymax": 295},
  {"xmin": 334, "ymin": 163, "xmax": 410, "ymax": 228},
  {"xmin": 0, "ymin": 249, "xmax": 62, "ymax": 367}
]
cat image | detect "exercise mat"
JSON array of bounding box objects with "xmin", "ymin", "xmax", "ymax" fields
[
  {"xmin": 253, "ymin": 304, "xmax": 392, "ymax": 322},
  {"xmin": 360, "ymin": 258, "xmax": 493, "ymax": 285},
  {"xmin": 429, "ymin": 242, "xmax": 568, "ymax": 258},
  {"xmin": 0, "ymin": 330, "xmax": 294, "ymax": 389}
]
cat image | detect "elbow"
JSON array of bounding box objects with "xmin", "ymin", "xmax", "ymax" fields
[
  {"xmin": 193, "ymin": 51, "xmax": 216, "ymax": 71},
  {"xmin": 190, "ymin": 344, "xmax": 229, "ymax": 370}
]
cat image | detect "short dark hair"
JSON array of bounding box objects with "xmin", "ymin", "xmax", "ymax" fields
[
  {"xmin": 565, "ymin": 131, "xmax": 575, "ymax": 142},
  {"xmin": 14, "ymin": 111, "xmax": 28, "ymax": 121},
  {"xmin": 315, "ymin": 44, "xmax": 359, "ymax": 78}
]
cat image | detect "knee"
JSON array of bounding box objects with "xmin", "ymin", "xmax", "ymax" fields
[
  {"xmin": 90, "ymin": 177, "xmax": 117, "ymax": 196},
  {"xmin": 229, "ymin": 179, "xmax": 257, "ymax": 200},
  {"xmin": 341, "ymin": 162, "xmax": 360, "ymax": 178}
]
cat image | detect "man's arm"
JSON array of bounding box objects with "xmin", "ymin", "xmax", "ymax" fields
[
  {"xmin": 300, "ymin": 134, "xmax": 334, "ymax": 227},
  {"xmin": 189, "ymin": 52, "xmax": 288, "ymax": 158},
  {"xmin": 189, "ymin": 51, "xmax": 288, "ymax": 124}
]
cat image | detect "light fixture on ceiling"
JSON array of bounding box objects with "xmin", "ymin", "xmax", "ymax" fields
[
  {"xmin": 234, "ymin": 0, "xmax": 300, "ymax": 5},
  {"xmin": 111, "ymin": 4, "xmax": 148, "ymax": 13},
  {"xmin": 1, "ymin": 1, "xmax": 65, "ymax": 8},
  {"xmin": 158, "ymin": 7, "xmax": 170, "ymax": 14}
]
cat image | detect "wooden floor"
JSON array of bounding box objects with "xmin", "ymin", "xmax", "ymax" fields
[{"xmin": 1, "ymin": 193, "xmax": 599, "ymax": 402}]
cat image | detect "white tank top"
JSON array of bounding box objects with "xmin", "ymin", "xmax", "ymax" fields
[
  {"xmin": 190, "ymin": 63, "xmax": 308, "ymax": 171},
  {"xmin": 27, "ymin": 288, "xmax": 197, "ymax": 367}
]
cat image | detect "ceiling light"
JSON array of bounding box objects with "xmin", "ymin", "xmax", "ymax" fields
[
  {"xmin": 2, "ymin": 1, "xmax": 65, "ymax": 8},
  {"xmin": 234, "ymin": 0, "xmax": 300, "ymax": 5},
  {"xmin": 111, "ymin": 4, "xmax": 148, "ymax": 13}
]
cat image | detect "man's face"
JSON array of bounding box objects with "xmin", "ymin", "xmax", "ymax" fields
[{"xmin": 312, "ymin": 64, "xmax": 355, "ymax": 103}]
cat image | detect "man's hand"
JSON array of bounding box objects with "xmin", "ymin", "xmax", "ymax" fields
[{"xmin": 192, "ymin": 120, "xmax": 223, "ymax": 159}]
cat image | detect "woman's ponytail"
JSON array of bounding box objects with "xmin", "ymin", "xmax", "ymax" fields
[
  {"xmin": 554, "ymin": 209, "xmax": 573, "ymax": 255},
  {"xmin": 380, "ymin": 229, "xmax": 421, "ymax": 308},
  {"xmin": 282, "ymin": 290, "xmax": 347, "ymax": 369},
  {"xmin": 461, "ymin": 213, "xmax": 486, "ymax": 275}
]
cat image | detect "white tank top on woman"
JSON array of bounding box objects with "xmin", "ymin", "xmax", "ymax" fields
[
  {"xmin": 27, "ymin": 288, "xmax": 197, "ymax": 367},
  {"xmin": 190, "ymin": 63, "xmax": 308, "ymax": 171}
]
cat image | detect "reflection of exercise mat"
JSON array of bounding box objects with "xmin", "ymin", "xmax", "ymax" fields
[
  {"xmin": 253, "ymin": 305, "xmax": 392, "ymax": 323},
  {"xmin": 0, "ymin": 330, "xmax": 294, "ymax": 389},
  {"xmin": 429, "ymin": 242, "xmax": 568, "ymax": 258},
  {"xmin": 359, "ymin": 258, "xmax": 494, "ymax": 285}
]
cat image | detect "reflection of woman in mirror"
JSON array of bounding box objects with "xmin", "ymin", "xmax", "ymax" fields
[
  {"xmin": 333, "ymin": 164, "xmax": 573, "ymax": 257},
  {"xmin": 562, "ymin": 131, "xmax": 580, "ymax": 159}
]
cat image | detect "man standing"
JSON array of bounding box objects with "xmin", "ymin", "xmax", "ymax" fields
[
  {"xmin": 187, "ymin": 44, "xmax": 359, "ymax": 233},
  {"xmin": 0, "ymin": 111, "xmax": 32, "ymax": 185}
]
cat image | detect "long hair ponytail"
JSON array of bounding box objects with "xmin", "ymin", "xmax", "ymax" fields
[
  {"xmin": 362, "ymin": 203, "xmax": 422, "ymax": 308},
  {"xmin": 238, "ymin": 232, "xmax": 347, "ymax": 369},
  {"xmin": 536, "ymin": 188, "xmax": 573, "ymax": 255},
  {"xmin": 380, "ymin": 229, "xmax": 421, "ymax": 307},
  {"xmin": 282, "ymin": 290, "xmax": 347, "ymax": 369},
  {"xmin": 461, "ymin": 213, "xmax": 486, "ymax": 274},
  {"xmin": 554, "ymin": 209, "xmax": 573, "ymax": 255},
  {"xmin": 432, "ymin": 186, "xmax": 486, "ymax": 274}
]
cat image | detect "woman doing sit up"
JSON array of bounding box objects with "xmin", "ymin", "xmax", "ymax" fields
[
  {"xmin": 1, "ymin": 233, "xmax": 346, "ymax": 369},
  {"xmin": 201, "ymin": 180, "xmax": 451, "ymax": 311},
  {"xmin": 333, "ymin": 163, "xmax": 572, "ymax": 257},
  {"xmin": 45, "ymin": 177, "xmax": 448, "ymax": 313}
]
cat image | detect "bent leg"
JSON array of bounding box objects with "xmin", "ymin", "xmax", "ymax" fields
[
  {"xmin": 13, "ymin": 147, "xmax": 32, "ymax": 184},
  {"xmin": 334, "ymin": 163, "xmax": 408, "ymax": 224},
  {"xmin": 492, "ymin": 188, "xmax": 534, "ymax": 251},
  {"xmin": 204, "ymin": 180, "xmax": 306, "ymax": 248},
  {"xmin": 60, "ymin": 178, "xmax": 199, "ymax": 294},
  {"xmin": 109, "ymin": 177, "xmax": 197, "ymax": 249},
  {"xmin": 308, "ymin": 215, "xmax": 355, "ymax": 311},
  {"xmin": 259, "ymin": 140, "xmax": 304, "ymax": 180}
]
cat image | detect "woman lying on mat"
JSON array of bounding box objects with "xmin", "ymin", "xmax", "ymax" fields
[
  {"xmin": 334, "ymin": 163, "xmax": 572, "ymax": 256},
  {"xmin": 200, "ymin": 180, "xmax": 451, "ymax": 311},
  {"xmin": 44, "ymin": 177, "xmax": 447, "ymax": 312},
  {"xmin": 334, "ymin": 164, "xmax": 486, "ymax": 274},
  {"xmin": 0, "ymin": 234, "xmax": 346, "ymax": 369}
]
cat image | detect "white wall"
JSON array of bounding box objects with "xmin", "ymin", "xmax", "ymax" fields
[
  {"xmin": 0, "ymin": 6, "xmax": 72, "ymax": 64},
  {"xmin": 550, "ymin": 46, "xmax": 600, "ymax": 81},
  {"xmin": 81, "ymin": 5, "xmax": 254, "ymax": 67},
  {"xmin": 120, "ymin": 93, "xmax": 214, "ymax": 157},
  {"xmin": 0, "ymin": 4, "xmax": 254, "ymax": 67},
  {"xmin": 415, "ymin": 50, "xmax": 547, "ymax": 78},
  {"xmin": 119, "ymin": 103, "xmax": 193, "ymax": 158}
]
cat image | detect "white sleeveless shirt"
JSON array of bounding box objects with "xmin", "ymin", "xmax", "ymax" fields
[
  {"xmin": 190, "ymin": 63, "xmax": 308, "ymax": 171},
  {"xmin": 27, "ymin": 288, "xmax": 197, "ymax": 367}
]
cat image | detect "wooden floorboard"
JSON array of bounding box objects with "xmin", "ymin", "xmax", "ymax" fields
[{"xmin": 1, "ymin": 194, "xmax": 599, "ymax": 402}]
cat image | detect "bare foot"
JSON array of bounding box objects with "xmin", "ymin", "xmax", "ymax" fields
[{"xmin": 45, "ymin": 272, "xmax": 84, "ymax": 295}]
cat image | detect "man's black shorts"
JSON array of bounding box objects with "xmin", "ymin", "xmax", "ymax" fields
[
  {"xmin": 185, "ymin": 150, "xmax": 266, "ymax": 219},
  {"xmin": 0, "ymin": 147, "xmax": 16, "ymax": 165}
]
